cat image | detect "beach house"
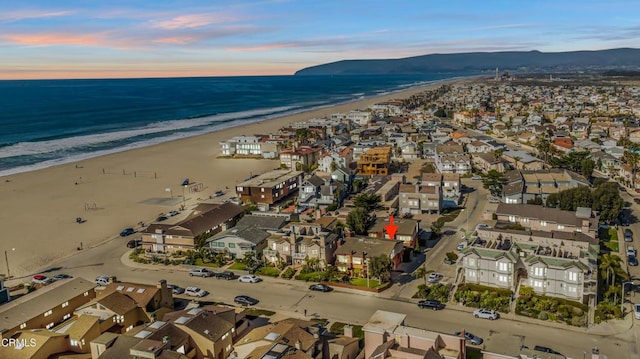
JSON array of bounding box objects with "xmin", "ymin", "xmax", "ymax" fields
[
  {"xmin": 356, "ymin": 146, "xmax": 392, "ymax": 175},
  {"xmin": 235, "ymin": 169, "xmax": 304, "ymax": 205}
]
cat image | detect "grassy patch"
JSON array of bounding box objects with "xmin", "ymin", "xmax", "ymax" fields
[
  {"xmin": 599, "ymin": 228, "xmax": 619, "ymax": 252},
  {"xmin": 228, "ymin": 262, "xmax": 247, "ymax": 270},
  {"xmin": 350, "ymin": 278, "xmax": 383, "ymax": 288},
  {"xmin": 329, "ymin": 322, "xmax": 364, "ymax": 339},
  {"xmin": 192, "ymin": 259, "xmax": 221, "ymax": 267},
  {"xmin": 245, "ymin": 308, "xmax": 276, "ymax": 317},
  {"xmin": 255, "ymin": 266, "xmax": 281, "ymax": 277},
  {"xmin": 295, "ymin": 271, "xmax": 325, "ymax": 282}
]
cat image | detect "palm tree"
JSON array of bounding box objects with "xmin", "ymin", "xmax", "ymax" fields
[
  {"xmin": 623, "ymin": 149, "xmax": 640, "ymax": 188},
  {"xmin": 414, "ymin": 265, "xmax": 428, "ymax": 285},
  {"xmin": 599, "ymin": 253, "xmax": 627, "ymax": 286}
]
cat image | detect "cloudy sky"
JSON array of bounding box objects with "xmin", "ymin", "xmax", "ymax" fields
[{"xmin": 0, "ymin": 0, "xmax": 638, "ymax": 79}]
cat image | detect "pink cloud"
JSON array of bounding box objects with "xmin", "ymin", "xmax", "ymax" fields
[
  {"xmin": 0, "ymin": 10, "xmax": 72, "ymax": 22},
  {"xmin": 2, "ymin": 33, "xmax": 104, "ymax": 46},
  {"xmin": 151, "ymin": 13, "xmax": 236, "ymax": 29}
]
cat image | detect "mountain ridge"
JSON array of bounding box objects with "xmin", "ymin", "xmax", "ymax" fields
[{"xmin": 294, "ymin": 48, "xmax": 640, "ymax": 75}]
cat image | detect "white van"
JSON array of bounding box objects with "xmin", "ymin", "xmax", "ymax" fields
[{"xmin": 95, "ymin": 275, "xmax": 110, "ymax": 286}]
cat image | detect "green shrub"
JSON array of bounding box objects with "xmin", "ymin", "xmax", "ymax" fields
[
  {"xmin": 414, "ymin": 283, "xmax": 450, "ymax": 302},
  {"xmin": 281, "ymin": 267, "xmax": 296, "ymax": 279},
  {"xmin": 538, "ymin": 311, "xmax": 549, "ymax": 320}
]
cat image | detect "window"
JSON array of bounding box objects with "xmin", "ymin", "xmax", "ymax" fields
[
  {"xmin": 84, "ymin": 291, "xmax": 89, "ymax": 296},
  {"xmin": 228, "ymin": 243, "xmax": 236, "ymax": 248},
  {"xmin": 63, "ymin": 313, "xmax": 71, "ymax": 320},
  {"xmin": 311, "ymin": 249, "xmax": 318, "ymax": 255},
  {"xmin": 558, "ymin": 224, "xmax": 565, "ymax": 230},
  {"xmin": 261, "ymin": 195, "xmax": 265, "ymax": 199},
  {"xmin": 532, "ymin": 280, "xmax": 543, "ymax": 288},
  {"xmin": 533, "ymin": 267, "xmax": 546, "ymax": 277},
  {"xmin": 261, "ymin": 188, "xmax": 265, "ymax": 192},
  {"xmin": 540, "ymin": 221, "xmax": 547, "ymax": 226},
  {"xmin": 61, "ymin": 301, "xmax": 69, "ymax": 308},
  {"xmin": 467, "ymin": 258, "xmax": 476, "ymax": 266},
  {"xmin": 352, "ymin": 257, "xmax": 362, "ymax": 265},
  {"xmin": 568, "ymin": 285, "xmax": 577, "ymax": 293},
  {"xmin": 271, "ymin": 243, "xmax": 277, "ymax": 250},
  {"xmin": 498, "ymin": 275, "xmax": 508, "ymax": 282},
  {"xmin": 568, "ymin": 272, "xmax": 578, "ymax": 281},
  {"xmin": 467, "ymin": 270, "xmax": 476, "ymax": 277},
  {"xmin": 46, "ymin": 322, "xmax": 54, "ymax": 329},
  {"xmin": 19, "ymin": 323, "xmax": 26, "ymax": 329},
  {"xmin": 498, "ymin": 262, "xmax": 510, "ymax": 271},
  {"xmin": 508, "ymin": 215, "xmax": 516, "ymax": 223},
  {"xmin": 44, "ymin": 310, "xmax": 53, "ymax": 317},
  {"xmin": 283, "ymin": 245, "xmax": 289, "ymax": 252}
]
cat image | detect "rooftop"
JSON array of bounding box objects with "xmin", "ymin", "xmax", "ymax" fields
[{"xmin": 237, "ymin": 170, "xmax": 304, "ymax": 188}]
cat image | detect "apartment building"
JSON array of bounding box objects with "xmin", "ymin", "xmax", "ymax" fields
[
  {"xmin": 264, "ymin": 220, "xmax": 339, "ymax": 267},
  {"xmin": 495, "ymin": 203, "xmax": 598, "ymax": 239},
  {"xmin": 434, "ymin": 143, "xmax": 471, "ymax": 174},
  {"xmin": 279, "ymin": 145, "xmax": 323, "ymax": 170},
  {"xmin": 141, "ymin": 202, "xmax": 245, "ymax": 254},
  {"xmin": 363, "ymin": 310, "xmax": 465, "ymax": 359},
  {"xmin": 368, "ymin": 217, "xmax": 419, "ymax": 248},
  {"xmin": 219, "ymin": 135, "xmax": 280, "ymax": 159},
  {"xmin": 420, "ymin": 173, "xmax": 461, "ymax": 208},
  {"xmin": 357, "ymin": 146, "xmax": 392, "ymax": 175},
  {"xmin": 398, "ymin": 183, "xmax": 442, "ymax": 214},
  {"xmin": 236, "ymin": 169, "xmax": 304, "ymax": 205},
  {"xmin": 0, "ymin": 278, "xmax": 96, "ymax": 339},
  {"xmin": 334, "ymin": 238, "xmax": 404, "ymax": 276}
]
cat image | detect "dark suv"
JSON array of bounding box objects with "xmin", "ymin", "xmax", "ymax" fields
[
  {"xmin": 417, "ymin": 299, "xmax": 445, "ymax": 310},
  {"xmin": 625, "ymin": 229, "xmax": 633, "ymax": 242},
  {"xmin": 533, "ymin": 346, "xmax": 564, "ymax": 356},
  {"xmin": 215, "ymin": 271, "xmax": 236, "ymax": 280}
]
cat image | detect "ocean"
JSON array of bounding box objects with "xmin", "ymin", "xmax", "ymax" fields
[{"xmin": 0, "ymin": 74, "xmax": 465, "ymax": 176}]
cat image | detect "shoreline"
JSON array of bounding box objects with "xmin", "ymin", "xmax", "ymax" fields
[
  {"xmin": 0, "ymin": 76, "xmax": 469, "ymax": 179},
  {"xmin": 0, "ymin": 77, "xmax": 468, "ymax": 278}
]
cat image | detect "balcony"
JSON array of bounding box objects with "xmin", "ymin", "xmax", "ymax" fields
[
  {"xmin": 263, "ymin": 249, "xmax": 278, "ymax": 258},
  {"xmin": 292, "ymin": 252, "xmax": 307, "ymax": 260}
]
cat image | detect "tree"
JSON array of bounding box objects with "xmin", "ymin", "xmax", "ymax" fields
[
  {"xmin": 492, "ymin": 148, "xmax": 504, "ymax": 160},
  {"xmin": 592, "ymin": 182, "xmax": 624, "ymax": 223},
  {"xmin": 599, "ymin": 253, "xmax": 627, "ymax": 287},
  {"xmin": 482, "ymin": 170, "xmax": 506, "ymax": 197},
  {"xmin": 580, "ymin": 158, "xmax": 595, "ymax": 178},
  {"xmin": 526, "ymin": 197, "xmax": 543, "ymax": 205},
  {"xmin": 623, "ymin": 149, "xmax": 640, "ymax": 188},
  {"xmin": 353, "ymin": 193, "xmax": 382, "ymax": 212},
  {"xmin": 369, "ymin": 254, "xmax": 392, "ymax": 283},
  {"xmin": 346, "ymin": 207, "xmax": 372, "ymax": 235},
  {"xmin": 512, "ymin": 156, "xmax": 522, "ymax": 170},
  {"xmin": 414, "ymin": 265, "xmax": 428, "ymax": 285}
]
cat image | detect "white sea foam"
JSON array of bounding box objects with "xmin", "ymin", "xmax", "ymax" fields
[{"xmin": 0, "ymin": 106, "xmax": 296, "ymax": 159}]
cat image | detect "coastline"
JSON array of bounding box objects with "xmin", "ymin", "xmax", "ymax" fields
[{"xmin": 0, "ymin": 78, "xmax": 466, "ymax": 278}]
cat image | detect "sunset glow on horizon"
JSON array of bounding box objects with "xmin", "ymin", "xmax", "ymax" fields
[{"xmin": 1, "ymin": 0, "xmax": 638, "ymax": 80}]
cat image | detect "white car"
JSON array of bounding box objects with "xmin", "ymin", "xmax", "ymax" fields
[
  {"xmin": 238, "ymin": 275, "xmax": 262, "ymax": 283},
  {"xmin": 473, "ymin": 308, "xmax": 500, "ymax": 320},
  {"xmin": 634, "ymin": 304, "xmax": 640, "ymax": 320},
  {"xmin": 476, "ymin": 223, "xmax": 489, "ymax": 230},
  {"xmin": 427, "ymin": 272, "xmax": 443, "ymax": 283},
  {"xmin": 471, "ymin": 175, "xmax": 482, "ymax": 180},
  {"xmin": 185, "ymin": 287, "xmax": 208, "ymax": 297}
]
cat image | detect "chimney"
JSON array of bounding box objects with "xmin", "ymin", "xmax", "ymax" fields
[
  {"xmin": 343, "ymin": 325, "xmax": 353, "ymax": 338},
  {"xmin": 295, "ymin": 340, "xmax": 302, "ymax": 350},
  {"xmin": 157, "ymin": 279, "xmax": 167, "ymax": 290},
  {"xmin": 108, "ymin": 276, "xmax": 117, "ymax": 284}
]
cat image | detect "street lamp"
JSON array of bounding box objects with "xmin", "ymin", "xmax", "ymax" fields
[
  {"xmin": 621, "ymin": 280, "xmax": 634, "ymax": 314},
  {"xmin": 4, "ymin": 248, "xmax": 15, "ymax": 278}
]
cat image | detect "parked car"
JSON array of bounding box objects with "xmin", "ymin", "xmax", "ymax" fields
[
  {"xmin": 475, "ymin": 223, "xmax": 489, "ymax": 230},
  {"xmin": 634, "ymin": 198, "xmax": 640, "ymax": 204},
  {"xmin": 444, "ymin": 256, "xmax": 457, "ymax": 265},
  {"xmin": 533, "ymin": 345, "xmax": 564, "ymax": 356},
  {"xmin": 185, "ymin": 287, "xmax": 208, "ymax": 297},
  {"xmin": 234, "ymin": 295, "xmax": 259, "ymax": 306},
  {"xmin": 95, "ymin": 275, "xmax": 110, "ymax": 286},
  {"xmin": 627, "ymin": 245, "xmax": 637, "ymax": 257},
  {"xmin": 32, "ymin": 275, "xmax": 54, "ymax": 285},
  {"xmin": 456, "ymin": 242, "xmax": 467, "ymax": 251},
  {"xmin": 309, "ymin": 284, "xmax": 333, "ymax": 292},
  {"xmin": 156, "ymin": 215, "xmax": 168, "ymax": 222},
  {"xmin": 634, "ymin": 304, "xmax": 640, "ymax": 320},
  {"xmin": 238, "ymin": 275, "xmax": 262, "ymax": 283},
  {"xmin": 628, "ymin": 255, "xmax": 638, "ymax": 267},
  {"xmin": 189, "ymin": 268, "xmax": 214, "ymax": 277},
  {"xmin": 473, "ymin": 308, "xmax": 499, "ymax": 320},
  {"xmin": 488, "ymin": 198, "xmax": 500, "ymax": 203},
  {"xmin": 127, "ymin": 239, "xmax": 142, "ymax": 248},
  {"xmin": 417, "ymin": 299, "xmax": 445, "ymax": 310},
  {"xmin": 471, "ymin": 175, "xmax": 482, "ymax": 180},
  {"xmin": 52, "ymin": 273, "xmax": 72, "ymax": 281},
  {"xmin": 119, "ymin": 227, "xmax": 135, "ymax": 237},
  {"xmin": 215, "ymin": 271, "xmax": 237, "ymax": 280},
  {"xmin": 453, "ymin": 331, "xmax": 483, "ymax": 345},
  {"xmin": 625, "ymin": 229, "xmax": 633, "ymax": 242},
  {"xmin": 167, "ymin": 284, "xmax": 185, "ymax": 294},
  {"xmin": 167, "ymin": 210, "xmax": 180, "ymax": 217},
  {"xmin": 214, "ymin": 190, "xmax": 224, "ymax": 197},
  {"xmin": 427, "ymin": 272, "xmax": 443, "ymax": 283}
]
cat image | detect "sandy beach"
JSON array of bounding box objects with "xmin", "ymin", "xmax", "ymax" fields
[{"xmin": 0, "ymin": 81, "xmax": 453, "ymax": 277}]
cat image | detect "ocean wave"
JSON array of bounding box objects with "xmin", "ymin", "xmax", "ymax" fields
[{"xmin": 0, "ymin": 105, "xmax": 297, "ymax": 159}]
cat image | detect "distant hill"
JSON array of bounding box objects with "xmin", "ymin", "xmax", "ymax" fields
[{"xmin": 294, "ymin": 48, "xmax": 640, "ymax": 75}]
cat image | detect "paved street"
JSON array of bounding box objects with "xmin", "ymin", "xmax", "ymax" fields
[{"xmin": 4, "ymin": 178, "xmax": 639, "ymax": 358}]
